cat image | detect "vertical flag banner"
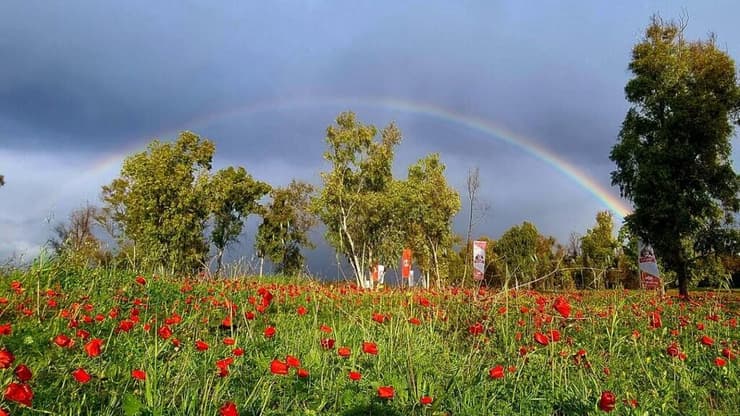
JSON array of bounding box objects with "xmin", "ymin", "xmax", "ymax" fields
[
  {"xmin": 402, "ymin": 249, "xmax": 412, "ymax": 279},
  {"xmin": 473, "ymin": 240, "xmax": 487, "ymax": 281},
  {"xmin": 638, "ymin": 241, "xmax": 661, "ymax": 290}
]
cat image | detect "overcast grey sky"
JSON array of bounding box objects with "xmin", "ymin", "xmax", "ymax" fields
[{"xmin": 1, "ymin": 1, "xmax": 738, "ymax": 275}]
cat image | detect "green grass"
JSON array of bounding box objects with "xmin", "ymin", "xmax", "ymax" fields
[{"xmin": 0, "ymin": 266, "xmax": 737, "ymax": 415}]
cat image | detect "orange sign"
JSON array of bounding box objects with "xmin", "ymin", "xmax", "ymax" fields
[{"xmin": 401, "ymin": 249, "xmax": 412, "ymax": 279}]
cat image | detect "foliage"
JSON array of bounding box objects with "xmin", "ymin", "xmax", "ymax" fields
[
  {"xmin": 610, "ymin": 17, "xmax": 740, "ymax": 297},
  {"xmin": 1, "ymin": 268, "xmax": 738, "ymax": 415},
  {"xmin": 208, "ymin": 167, "xmax": 271, "ymax": 273},
  {"xmin": 313, "ymin": 112, "xmax": 402, "ymax": 284},
  {"xmin": 580, "ymin": 211, "xmax": 619, "ymax": 288},
  {"xmin": 255, "ymin": 180, "xmax": 316, "ymax": 276},
  {"xmin": 402, "ymin": 154, "xmax": 461, "ymax": 287},
  {"xmin": 48, "ymin": 204, "xmax": 110, "ymax": 268},
  {"xmin": 495, "ymin": 222, "xmax": 540, "ymax": 286},
  {"xmin": 101, "ymin": 132, "xmax": 215, "ymax": 272}
]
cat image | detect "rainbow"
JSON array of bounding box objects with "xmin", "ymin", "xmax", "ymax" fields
[{"xmin": 87, "ymin": 96, "xmax": 632, "ymax": 219}]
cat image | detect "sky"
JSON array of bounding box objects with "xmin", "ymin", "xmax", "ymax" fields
[{"xmin": 1, "ymin": 1, "xmax": 738, "ymax": 276}]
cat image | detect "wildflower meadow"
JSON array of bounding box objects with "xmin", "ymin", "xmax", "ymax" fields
[{"xmin": 0, "ymin": 265, "xmax": 737, "ymax": 415}]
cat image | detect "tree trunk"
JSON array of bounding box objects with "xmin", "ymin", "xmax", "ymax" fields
[
  {"xmin": 259, "ymin": 257, "xmax": 264, "ymax": 277},
  {"xmin": 678, "ymin": 252, "xmax": 690, "ymax": 299}
]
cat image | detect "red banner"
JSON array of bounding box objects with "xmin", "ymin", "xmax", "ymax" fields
[{"xmin": 401, "ymin": 249, "xmax": 412, "ymax": 279}]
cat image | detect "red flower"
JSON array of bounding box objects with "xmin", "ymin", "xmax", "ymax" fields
[
  {"xmin": 468, "ymin": 322, "xmax": 484, "ymax": 335},
  {"xmin": 408, "ymin": 317, "xmax": 421, "ymax": 325},
  {"xmin": 372, "ymin": 312, "xmax": 388, "ymax": 324},
  {"xmin": 700, "ymin": 335, "xmax": 714, "ymax": 346},
  {"xmin": 131, "ymin": 369, "xmax": 146, "ymax": 381},
  {"xmin": 3, "ymin": 382, "xmax": 33, "ymax": 407},
  {"xmin": 286, "ymin": 355, "xmax": 301, "ymax": 368},
  {"xmin": 348, "ymin": 371, "xmax": 362, "ymax": 381},
  {"xmin": 223, "ymin": 337, "xmax": 235, "ymax": 346},
  {"xmin": 0, "ymin": 324, "xmax": 11, "ymax": 335},
  {"xmin": 320, "ymin": 338, "xmax": 335, "ymax": 350},
  {"xmin": 722, "ymin": 348, "xmax": 735, "ymax": 360},
  {"xmin": 549, "ymin": 330, "xmax": 561, "ymax": 342},
  {"xmin": 553, "ymin": 296, "xmax": 571, "ymax": 318},
  {"xmin": 598, "ymin": 391, "xmax": 616, "ymax": 412},
  {"xmin": 264, "ymin": 326, "xmax": 276, "ymax": 338},
  {"xmin": 195, "ymin": 340, "xmax": 209, "ymax": 351},
  {"xmin": 666, "ymin": 343, "xmax": 680, "ymax": 358},
  {"xmin": 296, "ymin": 306, "xmax": 307, "ymax": 316},
  {"xmin": 270, "ymin": 359, "xmax": 289, "ymax": 375},
  {"xmin": 135, "ymin": 276, "xmax": 147, "ymax": 285},
  {"xmin": 377, "ymin": 386, "xmax": 395, "ymax": 399},
  {"xmin": 219, "ymin": 401, "xmax": 239, "ymax": 416},
  {"xmin": 714, "ymin": 357, "xmax": 726, "ymax": 367},
  {"xmin": 84, "ymin": 338, "xmax": 104, "ymax": 357},
  {"xmin": 233, "ymin": 348, "xmax": 244, "ymax": 356},
  {"xmin": 534, "ymin": 332, "xmax": 549, "ymax": 346},
  {"xmin": 362, "ymin": 342, "xmax": 378, "ymax": 355},
  {"xmin": 489, "ymin": 365, "xmax": 505, "ymax": 379},
  {"xmin": 338, "ymin": 347, "xmax": 351, "ymax": 358},
  {"xmin": 0, "ymin": 349, "xmax": 15, "ymax": 369},
  {"xmin": 649, "ymin": 311, "xmax": 662, "ymax": 329},
  {"xmin": 158, "ymin": 326, "xmax": 173, "ymax": 340},
  {"xmin": 14, "ymin": 364, "xmax": 32, "ymax": 382},
  {"xmin": 244, "ymin": 311, "xmax": 255, "ymax": 320},
  {"xmin": 420, "ymin": 396, "xmax": 433, "ymax": 405},
  {"xmin": 320, "ymin": 324, "xmax": 333, "ymax": 333},
  {"xmin": 297, "ymin": 368, "xmax": 309, "ymax": 378},
  {"xmin": 72, "ymin": 368, "xmax": 92, "ymax": 383}
]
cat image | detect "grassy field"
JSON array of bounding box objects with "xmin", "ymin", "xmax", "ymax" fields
[{"xmin": 0, "ymin": 266, "xmax": 737, "ymax": 415}]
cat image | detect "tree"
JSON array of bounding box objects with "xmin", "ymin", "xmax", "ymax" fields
[
  {"xmin": 495, "ymin": 222, "xmax": 540, "ymax": 287},
  {"xmin": 102, "ymin": 132, "xmax": 215, "ymax": 273},
  {"xmin": 580, "ymin": 211, "xmax": 618, "ymax": 288},
  {"xmin": 313, "ymin": 112, "xmax": 402, "ymax": 285},
  {"xmin": 255, "ymin": 180, "xmax": 316, "ymax": 276},
  {"xmin": 49, "ymin": 204, "xmax": 109, "ymax": 267},
  {"xmin": 209, "ymin": 167, "xmax": 270, "ymax": 273},
  {"xmin": 403, "ymin": 154, "xmax": 461, "ymax": 287},
  {"xmin": 610, "ymin": 17, "xmax": 740, "ymax": 297}
]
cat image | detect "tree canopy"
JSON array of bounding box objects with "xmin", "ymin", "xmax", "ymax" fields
[{"xmin": 610, "ymin": 17, "xmax": 740, "ymax": 297}]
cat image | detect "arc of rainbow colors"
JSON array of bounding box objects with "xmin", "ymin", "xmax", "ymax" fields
[{"xmin": 87, "ymin": 96, "xmax": 632, "ymax": 219}]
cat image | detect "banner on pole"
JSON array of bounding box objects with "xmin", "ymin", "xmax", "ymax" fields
[
  {"xmin": 638, "ymin": 241, "xmax": 661, "ymax": 290},
  {"xmin": 473, "ymin": 240, "xmax": 487, "ymax": 281},
  {"xmin": 402, "ymin": 249, "xmax": 412, "ymax": 279}
]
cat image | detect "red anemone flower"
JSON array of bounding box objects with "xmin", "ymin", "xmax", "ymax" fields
[
  {"xmin": 297, "ymin": 368, "xmax": 309, "ymax": 378},
  {"xmin": 131, "ymin": 369, "xmax": 146, "ymax": 381},
  {"xmin": 553, "ymin": 296, "xmax": 571, "ymax": 318},
  {"xmin": 338, "ymin": 347, "xmax": 351, "ymax": 358},
  {"xmin": 320, "ymin": 338, "xmax": 335, "ymax": 350},
  {"xmin": 13, "ymin": 364, "xmax": 32, "ymax": 382},
  {"xmin": 3, "ymin": 382, "xmax": 33, "ymax": 407},
  {"xmin": 534, "ymin": 332, "xmax": 549, "ymax": 346},
  {"xmin": 72, "ymin": 368, "xmax": 92, "ymax": 383},
  {"xmin": 489, "ymin": 365, "xmax": 505, "ymax": 379},
  {"xmin": 349, "ymin": 371, "xmax": 362, "ymax": 381},
  {"xmin": 598, "ymin": 391, "xmax": 616, "ymax": 412},
  {"xmin": 0, "ymin": 349, "xmax": 15, "ymax": 369},
  {"xmin": 286, "ymin": 355, "xmax": 301, "ymax": 368},
  {"xmin": 264, "ymin": 326, "xmax": 276, "ymax": 338},
  {"xmin": 377, "ymin": 386, "xmax": 395, "ymax": 399},
  {"xmin": 362, "ymin": 342, "xmax": 378, "ymax": 355},
  {"xmin": 270, "ymin": 359, "xmax": 289, "ymax": 375},
  {"xmin": 84, "ymin": 338, "xmax": 104, "ymax": 357},
  {"xmin": 420, "ymin": 396, "xmax": 433, "ymax": 405},
  {"xmin": 219, "ymin": 401, "xmax": 239, "ymax": 416},
  {"xmin": 195, "ymin": 340, "xmax": 209, "ymax": 351},
  {"xmin": 700, "ymin": 335, "xmax": 714, "ymax": 346}
]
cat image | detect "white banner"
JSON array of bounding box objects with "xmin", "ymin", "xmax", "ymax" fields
[
  {"xmin": 473, "ymin": 240, "xmax": 487, "ymax": 281},
  {"xmin": 638, "ymin": 241, "xmax": 661, "ymax": 290}
]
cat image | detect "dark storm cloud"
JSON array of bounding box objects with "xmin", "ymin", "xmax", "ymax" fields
[{"xmin": 2, "ymin": 1, "xmax": 739, "ymax": 265}]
